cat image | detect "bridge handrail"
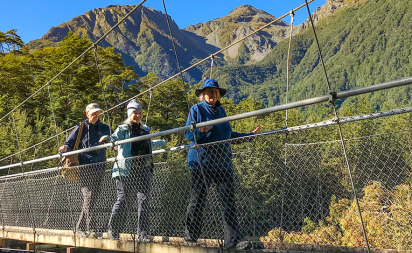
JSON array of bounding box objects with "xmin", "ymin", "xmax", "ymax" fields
[{"xmin": 1, "ymin": 104, "xmax": 411, "ymax": 177}]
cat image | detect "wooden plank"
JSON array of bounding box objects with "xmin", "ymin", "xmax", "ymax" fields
[{"xmin": 26, "ymin": 242, "xmax": 35, "ymax": 251}]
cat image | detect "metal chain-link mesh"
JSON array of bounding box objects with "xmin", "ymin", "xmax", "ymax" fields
[{"xmin": 0, "ymin": 113, "xmax": 411, "ymax": 250}]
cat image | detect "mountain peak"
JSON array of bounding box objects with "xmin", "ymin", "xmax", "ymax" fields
[{"xmin": 228, "ymin": 5, "xmax": 276, "ymax": 23}]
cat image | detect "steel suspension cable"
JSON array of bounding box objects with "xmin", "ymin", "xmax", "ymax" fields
[
  {"xmin": 304, "ymin": 0, "xmax": 371, "ymax": 252},
  {"xmin": 285, "ymin": 10, "xmax": 294, "ymax": 129},
  {"xmin": 0, "ymin": 127, "xmax": 75, "ymax": 164},
  {"xmin": 93, "ymin": 46, "xmax": 113, "ymax": 134},
  {"xmin": 11, "ymin": 113, "xmax": 22, "ymax": 163},
  {"xmin": 11, "ymin": 112, "xmax": 37, "ymax": 234},
  {"xmin": 0, "ymin": 0, "xmax": 149, "ymax": 124},
  {"xmin": 209, "ymin": 55, "xmax": 215, "ymax": 80},
  {"xmin": 145, "ymin": 89, "xmax": 153, "ymax": 126},
  {"xmin": 280, "ymin": 10, "xmax": 295, "ymax": 241},
  {"xmin": 161, "ymin": 0, "xmax": 191, "ymax": 113},
  {"xmin": 47, "ymin": 85, "xmax": 61, "ymax": 149}
]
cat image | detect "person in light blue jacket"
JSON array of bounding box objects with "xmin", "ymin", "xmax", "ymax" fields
[
  {"xmin": 184, "ymin": 79, "xmax": 262, "ymax": 249},
  {"xmin": 100, "ymin": 99, "xmax": 166, "ymax": 241}
]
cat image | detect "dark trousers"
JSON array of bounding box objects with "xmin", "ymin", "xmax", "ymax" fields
[
  {"xmin": 107, "ymin": 167, "xmax": 152, "ymax": 238},
  {"xmin": 185, "ymin": 169, "xmax": 239, "ymax": 246},
  {"xmin": 76, "ymin": 164, "xmax": 105, "ymax": 233}
]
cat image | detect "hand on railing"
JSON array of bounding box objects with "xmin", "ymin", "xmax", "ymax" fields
[
  {"xmin": 99, "ymin": 135, "xmax": 110, "ymax": 143},
  {"xmin": 59, "ymin": 146, "xmax": 67, "ymax": 153},
  {"xmin": 252, "ymin": 126, "xmax": 264, "ymax": 134},
  {"xmin": 99, "ymin": 135, "xmax": 118, "ymax": 151},
  {"xmin": 199, "ymin": 126, "xmax": 213, "ymax": 132}
]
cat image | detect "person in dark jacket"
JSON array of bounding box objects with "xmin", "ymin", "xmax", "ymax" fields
[
  {"xmin": 59, "ymin": 103, "xmax": 111, "ymax": 238},
  {"xmin": 184, "ymin": 79, "xmax": 262, "ymax": 249},
  {"xmin": 99, "ymin": 99, "xmax": 166, "ymax": 241}
]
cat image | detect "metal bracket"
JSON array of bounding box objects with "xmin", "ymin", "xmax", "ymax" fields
[
  {"xmin": 328, "ymin": 91, "xmax": 337, "ymax": 105},
  {"xmin": 190, "ymin": 121, "xmax": 196, "ymax": 132},
  {"xmin": 110, "ymin": 140, "xmax": 116, "ymax": 150}
]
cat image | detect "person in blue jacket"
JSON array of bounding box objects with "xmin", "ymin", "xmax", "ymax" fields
[
  {"xmin": 59, "ymin": 103, "xmax": 112, "ymax": 238},
  {"xmin": 184, "ymin": 79, "xmax": 262, "ymax": 249},
  {"xmin": 99, "ymin": 99, "xmax": 166, "ymax": 241}
]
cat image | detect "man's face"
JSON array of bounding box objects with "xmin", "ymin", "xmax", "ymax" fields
[{"xmin": 86, "ymin": 111, "xmax": 100, "ymax": 124}]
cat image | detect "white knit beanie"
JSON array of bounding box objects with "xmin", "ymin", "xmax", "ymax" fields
[{"xmin": 127, "ymin": 99, "xmax": 142, "ymax": 117}]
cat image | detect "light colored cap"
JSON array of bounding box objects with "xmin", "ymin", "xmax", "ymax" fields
[{"xmin": 85, "ymin": 103, "xmax": 102, "ymax": 114}]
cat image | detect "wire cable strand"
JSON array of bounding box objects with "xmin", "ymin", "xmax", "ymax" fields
[
  {"xmin": 161, "ymin": 0, "xmax": 191, "ymax": 113},
  {"xmin": 93, "ymin": 45, "xmax": 113, "ymax": 135},
  {"xmin": 280, "ymin": 9, "xmax": 295, "ymax": 241},
  {"xmin": 47, "ymin": 85, "xmax": 60, "ymax": 149}
]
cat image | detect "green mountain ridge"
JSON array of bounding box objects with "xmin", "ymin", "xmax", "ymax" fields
[{"xmin": 212, "ymin": 0, "xmax": 412, "ymax": 112}]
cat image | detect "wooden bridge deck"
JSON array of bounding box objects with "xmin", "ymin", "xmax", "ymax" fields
[
  {"xmin": 0, "ymin": 226, "xmax": 227, "ymax": 252},
  {"xmin": 1, "ymin": 226, "xmax": 410, "ymax": 253}
]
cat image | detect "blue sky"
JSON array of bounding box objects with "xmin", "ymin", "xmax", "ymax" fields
[{"xmin": 0, "ymin": 0, "xmax": 326, "ymax": 43}]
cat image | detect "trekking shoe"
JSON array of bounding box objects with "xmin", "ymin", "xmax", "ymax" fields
[
  {"xmin": 184, "ymin": 236, "xmax": 197, "ymax": 246},
  {"xmin": 77, "ymin": 231, "xmax": 90, "ymax": 238},
  {"xmin": 138, "ymin": 235, "xmax": 152, "ymax": 243},
  {"xmin": 224, "ymin": 240, "xmax": 238, "ymax": 250},
  {"xmin": 225, "ymin": 240, "xmax": 252, "ymax": 250},
  {"xmin": 90, "ymin": 231, "xmax": 103, "ymax": 239},
  {"xmin": 236, "ymin": 241, "xmax": 252, "ymax": 250},
  {"xmin": 108, "ymin": 230, "xmax": 120, "ymax": 240}
]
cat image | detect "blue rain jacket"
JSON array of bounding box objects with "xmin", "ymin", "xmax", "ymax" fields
[{"xmin": 184, "ymin": 100, "xmax": 252, "ymax": 171}]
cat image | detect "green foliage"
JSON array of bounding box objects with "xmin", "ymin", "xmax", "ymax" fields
[
  {"xmin": 261, "ymin": 181, "xmax": 412, "ymax": 249},
  {"xmin": 0, "ymin": 32, "xmax": 138, "ymax": 166},
  {"xmin": 0, "ymin": 29, "xmax": 24, "ymax": 55}
]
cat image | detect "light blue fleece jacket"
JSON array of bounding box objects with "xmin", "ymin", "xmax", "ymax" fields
[{"xmin": 109, "ymin": 124, "xmax": 166, "ymax": 177}]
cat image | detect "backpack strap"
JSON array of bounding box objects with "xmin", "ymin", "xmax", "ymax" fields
[{"xmin": 73, "ymin": 122, "xmax": 85, "ymax": 151}]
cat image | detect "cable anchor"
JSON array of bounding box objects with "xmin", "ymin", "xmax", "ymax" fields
[{"xmin": 328, "ymin": 91, "xmax": 337, "ymax": 105}]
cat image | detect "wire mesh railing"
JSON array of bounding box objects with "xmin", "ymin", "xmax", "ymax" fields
[{"xmin": 0, "ymin": 109, "xmax": 411, "ymax": 251}]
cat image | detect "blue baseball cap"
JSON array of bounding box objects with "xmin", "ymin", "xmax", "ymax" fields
[{"xmin": 195, "ymin": 79, "xmax": 227, "ymax": 97}]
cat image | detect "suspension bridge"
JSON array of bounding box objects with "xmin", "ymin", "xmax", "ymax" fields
[{"xmin": 0, "ymin": 0, "xmax": 411, "ymax": 252}]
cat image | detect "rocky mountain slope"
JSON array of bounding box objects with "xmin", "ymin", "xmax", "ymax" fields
[
  {"xmin": 27, "ymin": 4, "xmax": 297, "ymax": 83},
  {"xmin": 184, "ymin": 5, "xmax": 294, "ymax": 64}
]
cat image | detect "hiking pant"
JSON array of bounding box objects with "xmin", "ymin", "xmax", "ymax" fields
[
  {"xmin": 76, "ymin": 163, "xmax": 105, "ymax": 233},
  {"xmin": 185, "ymin": 169, "xmax": 239, "ymax": 246},
  {"xmin": 107, "ymin": 167, "xmax": 152, "ymax": 238}
]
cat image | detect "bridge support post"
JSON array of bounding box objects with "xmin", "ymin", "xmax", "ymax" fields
[
  {"xmin": 0, "ymin": 238, "xmax": 6, "ymax": 247},
  {"xmin": 66, "ymin": 246, "xmax": 77, "ymax": 253},
  {"xmin": 26, "ymin": 242, "xmax": 35, "ymax": 251}
]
